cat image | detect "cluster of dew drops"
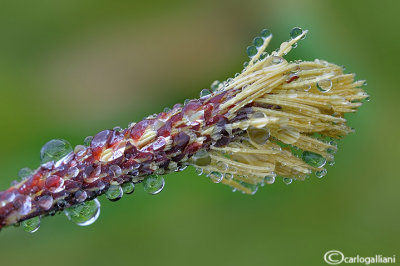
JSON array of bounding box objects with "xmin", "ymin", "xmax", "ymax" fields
[{"xmin": 17, "ymin": 137, "xmax": 165, "ymax": 233}]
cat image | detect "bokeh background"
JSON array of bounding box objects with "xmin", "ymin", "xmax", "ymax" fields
[{"xmin": 0, "ymin": 0, "xmax": 399, "ymax": 265}]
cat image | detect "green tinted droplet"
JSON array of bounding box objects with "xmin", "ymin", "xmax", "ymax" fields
[
  {"xmin": 40, "ymin": 139, "xmax": 73, "ymax": 164},
  {"xmin": 191, "ymin": 149, "xmax": 211, "ymax": 166},
  {"xmin": 64, "ymin": 199, "xmax": 100, "ymax": 226},
  {"xmin": 143, "ymin": 175, "xmax": 165, "ymax": 195},
  {"xmin": 106, "ymin": 185, "xmax": 123, "ymax": 201},
  {"xmin": 259, "ymin": 52, "xmax": 268, "ymax": 60},
  {"xmin": 22, "ymin": 217, "xmax": 40, "ymax": 233},
  {"xmin": 248, "ymin": 127, "xmax": 270, "ymax": 145},
  {"xmin": 253, "ymin": 37, "xmax": 264, "ymax": 47},
  {"xmin": 260, "ymin": 29, "xmax": 271, "ymax": 38},
  {"xmin": 290, "ymin": 27, "xmax": 305, "ymax": 40},
  {"xmin": 316, "ymin": 169, "xmax": 327, "ymax": 178},
  {"xmin": 302, "ymin": 151, "xmax": 326, "ymax": 168},
  {"xmin": 283, "ymin": 177, "xmax": 292, "ymax": 185},
  {"xmin": 209, "ymin": 171, "xmax": 223, "ymax": 183},
  {"xmin": 243, "ymin": 61, "xmax": 249, "ymax": 68},
  {"xmin": 18, "ymin": 168, "xmax": 33, "ymax": 180},
  {"xmin": 122, "ymin": 182, "xmax": 135, "ymax": 194},
  {"xmin": 264, "ymin": 175, "xmax": 275, "ymax": 184},
  {"xmin": 246, "ymin": 46, "xmax": 258, "ymax": 57},
  {"xmin": 84, "ymin": 136, "xmax": 93, "ymax": 146}
]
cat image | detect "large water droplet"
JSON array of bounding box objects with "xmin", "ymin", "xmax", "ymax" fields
[
  {"xmin": 40, "ymin": 139, "xmax": 73, "ymax": 164},
  {"xmin": 246, "ymin": 46, "xmax": 258, "ymax": 58},
  {"xmin": 22, "ymin": 217, "xmax": 40, "ymax": 233},
  {"xmin": 191, "ymin": 149, "xmax": 211, "ymax": 166},
  {"xmin": 317, "ymin": 79, "xmax": 333, "ymax": 92},
  {"xmin": 122, "ymin": 182, "xmax": 135, "ymax": 194},
  {"xmin": 74, "ymin": 190, "xmax": 87, "ymax": 203},
  {"xmin": 248, "ymin": 127, "xmax": 270, "ymax": 145},
  {"xmin": 64, "ymin": 199, "xmax": 100, "ymax": 226},
  {"xmin": 260, "ymin": 29, "xmax": 271, "ymax": 38},
  {"xmin": 106, "ymin": 185, "xmax": 123, "ymax": 201},
  {"xmin": 18, "ymin": 168, "xmax": 33, "ymax": 180},
  {"xmin": 143, "ymin": 175, "xmax": 165, "ymax": 195},
  {"xmin": 290, "ymin": 27, "xmax": 306, "ymax": 40},
  {"xmin": 302, "ymin": 151, "xmax": 326, "ymax": 168}
]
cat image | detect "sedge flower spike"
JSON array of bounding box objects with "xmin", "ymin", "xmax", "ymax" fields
[{"xmin": 0, "ymin": 28, "xmax": 368, "ymax": 232}]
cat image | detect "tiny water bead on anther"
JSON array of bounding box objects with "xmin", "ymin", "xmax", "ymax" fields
[
  {"xmin": 264, "ymin": 175, "xmax": 276, "ymax": 184},
  {"xmin": 191, "ymin": 149, "xmax": 211, "ymax": 166},
  {"xmin": 302, "ymin": 151, "xmax": 326, "ymax": 168},
  {"xmin": 246, "ymin": 46, "xmax": 258, "ymax": 58},
  {"xmin": 317, "ymin": 79, "xmax": 333, "ymax": 93},
  {"xmin": 18, "ymin": 167, "xmax": 33, "ymax": 180},
  {"xmin": 106, "ymin": 185, "xmax": 123, "ymax": 202},
  {"xmin": 248, "ymin": 126, "xmax": 270, "ymax": 145},
  {"xmin": 290, "ymin": 27, "xmax": 306, "ymax": 40},
  {"xmin": 283, "ymin": 177, "xmax": 293, "ymax": 185},
  {"xmin": 315, "ymin": 169, "xmax": 327, "ymax": 178},
  {"xmin": 64, "ymin": 199, "xmax": 100, "ymax": 226},
  {"xmin": 260, "ymin": 29, "xmax": 271, "ymax": 38},
  {"xmin": 83, "ymin": 136, "xmax": 93, "ymax": 146},
  {"xmin": 211, "ymin": 80, "xmax": 221, "ymax": 92},
  {"xmin": 122, "ymin": 182, "xmax": 135, "ymax": 194},
  {"xmin": 21, "ymin": 217, "xmax": 40, "ymax": 233},
  {"xmin": 143, "ymin": 175, "xmax": 165, "ymax": 195},
  {"xmin": 253, "ymin": 37, "xmax": 264, "ymax": 47},
  {"xmin": 40, "ymin": 139, "xmax": 73, "ymax": 164},
  {"xmin": 209, "ymin": 171, "xmax": 223, "ymax": 183},
  {"xmin": 200, "ymin": 89, "xmax": 212, "ymax": 98}
]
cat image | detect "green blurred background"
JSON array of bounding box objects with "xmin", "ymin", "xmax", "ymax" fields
[{"xmin": 0, "ymin": 0, "xmax": 399, "ymax": 265}]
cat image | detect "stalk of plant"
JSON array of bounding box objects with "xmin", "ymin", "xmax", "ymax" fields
[{"xmin": 0, "ymin": 27, "xmax": 368, "ymax": 233}]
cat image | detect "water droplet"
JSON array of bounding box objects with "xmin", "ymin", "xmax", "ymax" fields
[
  {"xmin": 113, "ymin": 126, "xmax": 122, "ymax": 132},
  {"xmin": 260, "ymin": 29, "xmax": 271, "ymax": 38},
  {"xmin": 64, "ymin": 199, "xmax": 101, "ymax": 226},
  {"xmin": 316, "ymin": 169, "xmax": 327, "ymax": 178},
  {"xmin": 195, "ymin": 168, "xmax": 203, "ymax": 176},
  {"xmin": 84, "ymin": 136, "xmax": 93, "ymax": 146},
  {"xmin": 259, "ymin": 52, "xmax": 269, "ymax": 60},
  {"xmin": 45, "ymin": 175, "xmax": 65, "ymax": 193},
  {"xmin": 304, "ymin": 85, "xmax": 312, "ymax": 92},
  {"xmin": 211, "ymin": 80, "xmax": 221, "ymax": 91},
  {"xmin": 18, "ymin": 168, "xmax": 33, "ymax": 180},
  {"xmin": 248, "ymin": 126, "xmax": 270, "ymax": 145},
  {"xmin": 122, "ymin": 182, "xmax": 135, "ymax": 194},
  {"xmin": 74, "ymin": 190, "xmax": 87, "ymax": 203},
  {"xmin": 365, "ymin": 96, "xmax": 370, "ymax": 102},
  {"xmin": 109, "ymin": 165, "xmax": 122, "ymax": 177},
  {"xmin": 290, "ymin": 27, "xmax": 305, "ymax": 40},
  {"xmin": 271, "ymin": 56, "xmax": 284, "ymax": 64},
  {"xmin": 22, "ymin": 217, "xmax": 40, "ymax": 233},
  {"xmin": 37, "ymin": 195, "xmax": 54, "ymax": 210},
  {"xmin": 163, "ymin": 107, "xmax": 171, "ymax": 113},
  {"xmin": 327, "ymin": 160, "xmax": 335, "ymax": 166},
  {"xmin": 216, "ymin": 161, "xmax": 228, "ymax": 171},
  {"xmin": 264, "ymin": 175, "xmax": 276, "ymax": 184},
  {"xmin": 143, "ymin": 175, "xmax": 165, "ymax": 195},
  {"xmin": 184, "ymin": 99, "xmax": 190, "ymax": 105},
  {"xmin": 40, "ymin": 139, "xmax": 73, "ymax": 164},
  {"xmin": 200, "ymin": 89, "xmax": 211, "ymax": 98},
  {"xmin": 317, "ymin": 79, "xmax": 333, "ymax": 92},
  {"xmin": 240, "ymin": 182, "xmax": 258, "ymax": 194},
  {"xmin": 106, "ymin": 185, "xmax": 123, "ymax": 201},
  {"xmin": 243, "ymin": 61, "xmax": 249, "ymax": 68},
  {"xmin": 67, "ymin": 166, "xmax": 79, "ymax": 178},
  {"xmin": 253, "ymin": 37, "xmax": 264, "ymax": 47},
  {"xmin": 283, "ymin": 177, "xmax": 293, "ymax": 185},
  {"xmin": 246, "ymin": 46, "xmax": 258, "ymax": 58},
  {"xmin": 191, "ymin": 149, "xmax": 211, "ymax": 166},
  {"xmin": 302, "ymin": 151, "xmax": 326, "ymax": 168},
  {"xmin": 224, "ymin": 173, "xmax": 233, "ymax": 181},
  {"xmin": 209, "ymin": 171, "xmax": 223, "ymax": 183}
]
